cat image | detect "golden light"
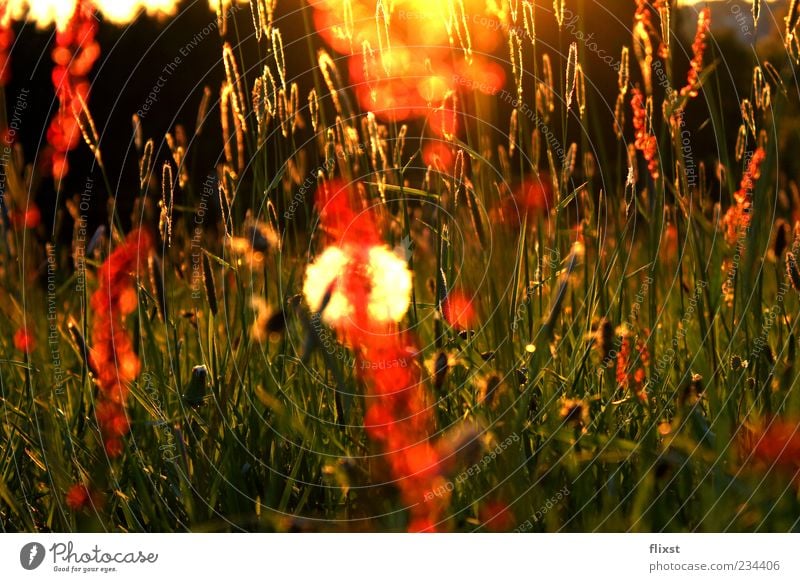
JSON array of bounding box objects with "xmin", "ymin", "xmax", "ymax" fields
[
  {"xmin": 303, "ymin": 244, "xmax": 412, "ymax": 326},
  {"xmin": 365, "ymin": 245, "xmax": 413, "ymax": 323},
  {"xmin": 4, "ymin": 1, "xmax": 78, "ymax": 29},
  {"xmin": 303, "ymin": 246, "xmax": 354, "ymax": 324},
  {"xmin": 311, "ymin": 0, "xmax": 507, "ymax": 122},
  {"xmin": 3, "ymin": 0, "xmax": 186, "ymax": 29},
  {"xmin": 95, "ymin": 0, "xmax": 179, "ymax": 25}
]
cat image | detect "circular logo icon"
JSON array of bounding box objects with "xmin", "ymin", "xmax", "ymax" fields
[{"xmin": 20, "ymin": 542, "xmax": 46, "ymax": 570}]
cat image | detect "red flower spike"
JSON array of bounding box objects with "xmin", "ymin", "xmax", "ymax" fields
[
  {"xmin": 680, "ymin": 8, "xmax": 711, "ymax": 99},
  {"xmin": 89, "ymin": 228, "xmax": 152, "ymax": 457},
  {"xmin": 45, "ymin": 1, "xmax": 100, "ymax": 181},
  {"xmin": 10, "ymin": 205, "xmax": 42, "ymax": 230},
  {"xmin": 314, "ymin": 183, "xmax": 446, "ymax": 530},
  {"xmin": 631, "ymin": 88, "xmax": 660, "ymax": 181},
  {"xmin": 65, "ymin": 484, "xmax": 91, "ymax": 511},
  {"xmin": 722, "ymin": 148, "xmax": 767, "ymax": 245},
  {"xmin": 315, "ymin": 179, "xmax": 381, "ymax": 248},
  {"xmin": 0, "ymin": 12, "xmax": 12, "ymax": 86},
  {"xmin": 14, "ymin": 327, "xmax": 36, "ymax": 354},
  {"xmin": 741, "ymin": 418, "xmax": 800, "ymax": 482}
]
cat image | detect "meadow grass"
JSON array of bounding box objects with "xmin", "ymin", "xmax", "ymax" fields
[{"xmin": 1, "ymin": 1, "xmax": 800, "ymax": 532}]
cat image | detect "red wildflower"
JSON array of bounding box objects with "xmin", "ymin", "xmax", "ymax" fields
[
  {"xmin": 662, "ymin": 223, "xmax": 678, "ymax": 257},
  {"xmin": 65, "ymin": 484, "xmax": 90, "ymax": 510},
  {"xmin": 722, "ymin": 147, "xmax": 767, "ymax": 245},
  {"xmin": 14, "ymin": 327, "xmax": 36, "ymax": 354},
  {"xmin": 313, "ymin": 184, "xmax": 447, "ymax": 530},
  {"xmin": 104, "ymin": 437, "xmax": 124, "ymax": 458},
  {"xmin": 65, "ymin": 483, "xmax": 103, "ymax": 511},
  {"xmin": 9, "ymin": 204, "xmax": 42, "ymax": 230},
  {"xmin": 741, "ymin": 418, "xmax": 800, "ymax": 479},
  {"xmin": 616, "ymin": 331, "xmax": 649, "ymax": 403},
  {"xmin": 315, "ymin": 179, "xmax": 380, "ymax": 248},
  {"xmin": 517, "ymin": 178, "xmax": 554, "ymax": 217},
  {"xmin": 46, "ymin": 1, "xmax": 100, "ymax": 182},
  {"xmin": 496, "ymin": 177, "xmax": 554, "ymax": 229},
  {"xmin": 442, "ymin": 291, "xmax": 476, "ymax": 330},
  {"xmin": 680, "ymin": 8, "xmax": 711, "ymax": 98},
  {"xmin": 631, "ymin": 87, "xmax": 660, "ymax": 180},
  {"xmin": 65, "ymin": 483, "xmax": 90, "ymax": 510},
  {"xmin": 422, "ymin": 142, "xmax": 455, "ymax": 173},
  {"xmin": 633, "ymin": 0, "xmax": 666, "ymax": 61},
  {"xmin": 0, "ymin": 16, "xmax": 12, "ymax": 86},
  {"xmin": 89, "ymin": 228, "xmax": 152, "ymax": 457}
]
